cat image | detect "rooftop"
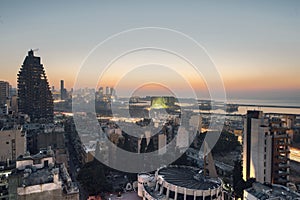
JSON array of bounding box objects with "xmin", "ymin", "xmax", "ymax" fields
[
  {"xmin": 21, "ymin": 167, "xmax": 55, "ymax": 187},
  {"xmin": 157, "ymin": 165, "xmax": 222, "ymax": 190},
  {"xmin": 17, "ymin": 148, "xmax": 54, "ymax": 161},
  {"xmin": 245, "ymin": 182, "xmax": 300, "ymax": 200}
]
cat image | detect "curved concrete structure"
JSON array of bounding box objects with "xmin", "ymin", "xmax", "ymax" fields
[{"xmin": 139, "ymin": 165, "xmax": 223, "ymax": 200}]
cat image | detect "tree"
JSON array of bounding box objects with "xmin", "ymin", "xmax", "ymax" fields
[
  {"xmin": 232, "ymin": 160, "xmax": 256, "ymax": 199},
  {"xmin": 212, "ymin": 131, "xmax": 240, "ymax": 154},
  {"xmin": 233, "ymin": 160, "xmax": 244, "ymax": 198},
  {"xmin": 77, "ymin": 161, "xmax": 112, "ymax": 195}
]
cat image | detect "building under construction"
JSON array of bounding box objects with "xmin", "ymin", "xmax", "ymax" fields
[{"xmin": 17, "ymin": 50, "xmax": 53, "ymax": 122}]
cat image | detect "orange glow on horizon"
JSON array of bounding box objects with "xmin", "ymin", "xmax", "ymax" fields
[
  {"xmin": 5, "ymin": 60, "xmax": 300, "ymax": 94},
  {"xmin": 6, "ymin": 74, "xmax": 300, "ymax": 94}
]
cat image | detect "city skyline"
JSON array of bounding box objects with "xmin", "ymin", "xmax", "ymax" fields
[
  {"xmin": 1, "ymin": 1, "xmax": 300, "ymax": 101},
  {"xmin": 1, "ymin": 2, "xmax": 300, "ymax": 199}
]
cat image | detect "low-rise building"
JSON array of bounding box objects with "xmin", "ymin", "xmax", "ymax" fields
[
  {"xmin": 0, "ymin": 162, "xmax": 15, "ymax": 200},
  {"xmin": 244, "ymin": 182, "xmax": 300, "ymax": 200},
  {"xmin": 138, "ymin": 165, "xmax": 223, "ymax": 200},
  {"xmin": 8, "ymin": 149, "xmax": 79, "ymax": 199}
]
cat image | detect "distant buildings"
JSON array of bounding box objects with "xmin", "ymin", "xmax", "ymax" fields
[
  {"xmin": 60, "ymin": 80, "xmax": 67, "ymax": 100},
  {"xmin": 243, "ymin": 110, "xmax": 291, "ymax": 185},
  {"xmin": 98, "ymin": 87, "xmax": 103, "ymax": 96},
  {"xmin": 105, "ymin": 86, "xmax": 110, "ymax": 96},
  {"xmin": 93, "ymin": 86, "xmax": 118, "ymax": 115},
  {"xmin": 17, "ymin": 50, "xmax": 53, "ymax": 122},
  {"xmin": 96, "ymin": 86, "xmax": 116, "ymax": 99}
]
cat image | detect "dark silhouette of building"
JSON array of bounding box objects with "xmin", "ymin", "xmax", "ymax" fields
[
  {"xmin": 60, "ymin": 80, "xmax": 67, "ymax": 100},
  {"xmin": 17, "ymin": 50, "xmax": 53, "ymax": 122},
  {"xmin": 0, "ymin": 81, "xmax": 9, "ymax": 106}
]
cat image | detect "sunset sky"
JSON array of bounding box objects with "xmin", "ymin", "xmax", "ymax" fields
[{"xmin": 0, "ymin": 1, "xmax": 300, "ymax": 101}]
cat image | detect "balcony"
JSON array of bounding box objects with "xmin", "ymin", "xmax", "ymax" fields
[
  {"xmin": 276, "ymin": 156, "xmax": 289, "ymax": 162},
  {"xmin": 277, "ymin": 142, "xmax": 290, "ymax": 146},
  {"xmin": 278, "ymin": 163, "xmax": 289, "ymax": 168},
  {"xmin": 278, "ymin": 149, "xmax": 290, "ymax": 154},
  {"xmin": 278, "ymin": 170, "xmax": 289, "ymax": 175},
  {"xmin": 276, "ymin": 178, "xmax": 288, "ymax": 184}
]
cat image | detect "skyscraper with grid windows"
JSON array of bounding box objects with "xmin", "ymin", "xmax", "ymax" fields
[{"xmin": 17, "ymin": 50, "xmax": 53, "ymax": 122}]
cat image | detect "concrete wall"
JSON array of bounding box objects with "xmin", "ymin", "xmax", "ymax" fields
[{"xmin": 0, "ymin": 129, "xmax": 26, "ymax": 162}]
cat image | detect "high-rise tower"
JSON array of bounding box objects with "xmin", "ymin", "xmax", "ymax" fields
[
  {"xmin": 243, "ymin": 110, "xmax": 290, "ymax": 185},
  {"xmin": 0, "ymin": 81, "xmax": 9, "ymax": 106},
  {"xmin": 60, "ymin": 80, "xmax": 67, "ymax": 100},
  {"xmin": 17, "ymin": 50, "xmax": 53, "ymax": 122}
]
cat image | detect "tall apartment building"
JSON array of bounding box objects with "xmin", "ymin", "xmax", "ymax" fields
[
  {"xmin": 269, "ymin": 125, "xmax": 291, "ymax": 185},
  {"xmin": 105, "ymin": 86, "xmax": 110, "ymax": 95},
  {"xmin": 98, "ymin": 87, "xmax": 104, "ymax": 96},
  {"xmin": 10, "ymin": 95, "xmax": 18, "ymax": 113},
  {"xmin": 60, "ymin": 80, "xmax": 67, "ymax": 100},
  {"xmin": 0, "ymin": 81, "xmax": 9, "ymax": 106},
  {"xmin": 243, "ymin": 110, "xmax": 290, "ymax": 185},
  {"xmin": 17, "ymin": 50, "xmax": 53, "ymax": 122}
]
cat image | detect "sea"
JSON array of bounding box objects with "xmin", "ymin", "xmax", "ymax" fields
[{"xmin": 228, "ymin": 98, "xmax": 300, "ymax": 115}]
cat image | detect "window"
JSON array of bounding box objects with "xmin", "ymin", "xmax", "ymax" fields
[{"xmin": 44, "ymin": 160, "xmax": 49, "ymax": 167}]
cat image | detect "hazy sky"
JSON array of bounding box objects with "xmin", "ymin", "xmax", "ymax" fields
[{"xmin": 0, "ymin": 1, "xmax": 300, "ymax": 101}]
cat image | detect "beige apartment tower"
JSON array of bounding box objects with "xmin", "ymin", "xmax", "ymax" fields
[{"xmin": 243, "ymin": 110, "xmax": 290, "ymax": 185}]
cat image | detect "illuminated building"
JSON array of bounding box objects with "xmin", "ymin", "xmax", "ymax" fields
[{"xmin": 243, "ymin": 110, "xmax": 290, "ymax": 185}]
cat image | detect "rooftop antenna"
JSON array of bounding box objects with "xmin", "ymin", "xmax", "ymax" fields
[{"xmin": 28, "ymin": 48, "xmax": 39, "ymax": 56}]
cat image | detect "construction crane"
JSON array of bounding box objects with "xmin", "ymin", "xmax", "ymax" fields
[
  {"xmin": 31, "ymin": 48, "xmax": 39, "ymax": 52},
  {"xmin": 28, "ymin": 48, "xmax": 39, "ymax": 56}
]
